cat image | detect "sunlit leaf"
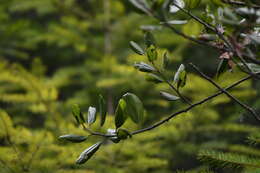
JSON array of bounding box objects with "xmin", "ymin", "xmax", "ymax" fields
[
  {"xmin": 160, "ymin": 91, "xmax": 180, "ymax": 101},
  {"xmin": 115, "ymin": 99, "xmax": 127, "ymax": 129},
  {"xmin": 174, "ymin": 64, "xmax": 187, "ymax": 89},
  {"xmin": 146, "ymin": 45, "xmax": 158, "ymax": 62},
  {"xmin": 87, "ymin": 106, "xmax": 96, "ymax": 125},
  {"xmin": 129, "ymin": 41, "xmax": 145, "ymax": 55},
  {"xmin": 160, "ymin": 20, "xmax": 188, "ymax": 25}
]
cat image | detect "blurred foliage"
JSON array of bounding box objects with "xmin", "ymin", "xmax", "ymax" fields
[{"xmin": 0, "ymin": 0, "xmax": 260, "ymax": 172}]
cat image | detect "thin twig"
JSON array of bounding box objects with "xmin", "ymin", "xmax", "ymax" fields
[
  {"xmin": 190, "ymin": 63, "xmax": 260, "ymax": 122},
  {"xmin": 152, "ymin": 62, "xmax": 192, "ymax": 105},
  {"xmin": 162, "ymin": 22, "xmax": 222, "ymax": 50},
  {"xmin": 131, "ymin": 72, "xmax": 259, "ymax": 135},
  {"xmin": 171, "ymin": 3, "xmax": 233, "ymax": 51},
  {"xmin": 222, "ymin": 0, "xmax": 260, "ymax": 8}
]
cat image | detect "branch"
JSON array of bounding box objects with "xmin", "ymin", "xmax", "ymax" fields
[
  {"xmin": 162, "ymin": 22, "xmax": 222, "ymax": 50},
  {"xmin": 131, "ymin": 72, "xmax": 260, "ymax": 136},
  {"xmin": 171, "ymin": 3, "xmax": 233, "ymax": 51},
  {"xmin": 190, "ymin": 63, "xmax": 260, "ymax": 122}
]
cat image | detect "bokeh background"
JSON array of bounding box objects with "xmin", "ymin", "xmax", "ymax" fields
[{"xmin": 0, "ymin": 0, "xmax": 259, "ymax": 172}]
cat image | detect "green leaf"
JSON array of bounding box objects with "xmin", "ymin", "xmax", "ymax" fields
[
  {"xmin": 185, "ymin": 0, "xmax": 201, "ymax": 9},
  {"xmin": 146, "ymin": 45, "xmax": 158, "ymax": 62},
  {"xmin": 211, "ymin": 0, "xmax": 225, "ymax": 6},
  {"xmin": 160, "ymin": 20, "xmax": 188, "ymax": 25},
  {"xmin": 72, "ymin": 104, "xmax": 85, "ymax": 124},
  {"xmin": 134, "ymin": 62, "xmax": 156, "ymax": 72},
  {"xmin": 160, "ymin": 91, "xmax": 180, "ymax": 101},
  {"xmin": 144, "ymin": 31, "xmax": 156, "ymax": 47},
  {"xmin": 129, "ymin": 41, "xmax": 145, "ymax": 55},
  {"xmin": 76, "ymin": 142, "xmax": 102, "ymax": 164},
  {"xmin": 151, "ymin": 0, "xmax": 164, "ymax": 11},
  {"xmin": 117, "ymin": 129, "xmax": 132, "ymax": 140},
  {"xmin": 87, "ymin": 106, "xmax": 96, "ymax": 125},
  {"xmin": 170, "ymin": 0, "xmax": 185, "ymax": 13},
  {"xmin": 58, "ymin": 134, "xmax": 87, "ymax": 143},
  {"xmin": 163, "ymin": 51, "xmax": 170, "ymax": 69},
  {"xmin": 216, "ymin": 59, "xmax": 229, "ymax": 78},
  {"xmin": 128, "ymin": 0, "xmax": 151, "ymax": 15},
  {"xmin": 145, "ymin": 73, "xmax": 164, "ymax": 83},
  {"xmin": 174, "ymin": 64, "xmax": 187, "ymax": 89},
  {"xmin": 99, "ymin": 94, "xmax": 107, "ymax": 126},
  {"xmin": 245, "ymin": 63, "xmax": 260, "ymax": 73},
  {"xmin": 122, "ymin": 93, "xmax": 144, "ymax": 124},
  {"xmin": 238, "ymin": 63, "xmax": 260, "ymax": 73},
  {"xmin": 115, "ymin": 99, "xmax": 127, "ymax": 129}
]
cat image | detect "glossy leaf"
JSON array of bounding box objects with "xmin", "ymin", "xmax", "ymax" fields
[
  {"xmin": 59, "ymin": 134, "xmax": 87, "ymax": 143},
  {"xmin": 122, "ymin": 93, "xmax": 144, "ymax": 124},
  {"xmin": 99, "ymin": 94, "xmax": 107, "ymax": 126},
  {"xmin": 87, "ymin": 106, "xmax": 96, "ymax": 125},
  {"xmin": 239, "ymin": 63, "xmax": 260, "ymax": 73},
  {"xmin": 76, "ymin": 142, "xmax": 102, "ymax": 164},
  {"xmin": 146, "ymin": 74, "xmax": 164, "ymax": 83},
  {"xmin": 146, "ymin": 45, "xmax": 158, "ymax": 62},
  {"xmin": 160, "ymin": 20, "xmax": 188, "ymax": 25},
  {"xmin": 117, "ymin": 129, "xmax": 132, "ymax": 140},
  {"xmin": 170, "ymin": 0, "xmax": 185, "ymax": 13},
  {"xmin": 134, "ymin": 62, "xmax": 156, "ymax": 72},
  {"xmin": 115, "ymin": 99, "xmax": 127, "ymax": 129},
  {"xmin": 129, "ymin": 41, "xmax": 145, "ymax": 55},
  {"xmin": 144, "ymin": 31, "xmax": 156, "ymax": 47},
  {"xmin": 160, "ymin": 91, "xmax": 180, "ymax": 101},
  {"xmin": 174, "ymin": 64, "xmax": 187, "ymax": 89},
  {"xmin": 72, "ymin": 104, "xmax": 85, "ymax": 124}
]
